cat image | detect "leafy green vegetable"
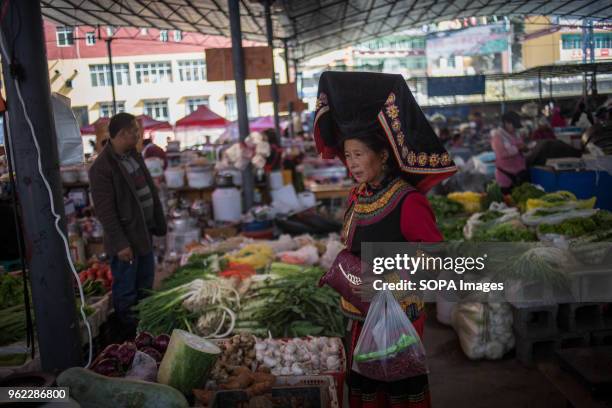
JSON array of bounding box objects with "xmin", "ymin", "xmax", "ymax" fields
[
  {"xmin": 511, "ymin": 183, "xmax": 545, "ymax": 211},
  {"xmin": 478, "ymin": 210, "xmax": 504, "ymax": 223},
  {"xmin": 438, "ymin": 216, "xmax": 468, "ymax": 241},
  {"xmin": 238, "ymin": 264, "xmax": 346, "ymax": 338},
  {"xmin": 429, "ymin": 195, "xmax": 465, "ymax": 219},
  {"xmin": 160, "ymin": 254, "xmax": 224, "ymax": 290},
  {"xmin": 0, "ymin": 304, "xmax": 27, "ymax": 346},
  {"xmin": 483, "ymin": 181, "xmax": 504, "ymax": 210},
  {"xmin": 538, "ymin": 211, "xmax": 612, "ymax": 238},
  {"xmin": 0, "ymin": 274, "xmax": 24, "ymax": 309},
  {"xmin": 472, "ymin": 223, "xmax": 537, "ymax": 242}
]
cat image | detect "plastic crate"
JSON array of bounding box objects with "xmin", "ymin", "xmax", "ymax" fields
[{"xmin": 530, "ymin": 166, "xmax": 612, "ymax": 211}]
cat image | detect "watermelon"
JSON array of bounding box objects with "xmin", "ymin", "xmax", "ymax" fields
[{"xmin": 157, "ymin": 329, "xmax": 221, "ymax": 396}]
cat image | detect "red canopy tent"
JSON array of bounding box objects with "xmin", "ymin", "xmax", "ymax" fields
[
  {"xmin": 174, "ymin": 106, "xmax": 229, "ymax": 130},
  {"xmin": 80, "ymin": 115, "xmax": 171, "ymax": 135},
  {"xmin": 136, "ymin": 114, "xmax": 172, "ymax": 132},
  {"xmin": 80, "ymin": 117, "xmax": 109, "ymax": 135},
  {"xmin": 249, "ymin": 116, "xmax": 287, "ymax": 132}
]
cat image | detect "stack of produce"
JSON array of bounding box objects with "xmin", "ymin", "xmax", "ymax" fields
[
  {"xmin": 465, "ymin": 204, "xmax": 535, "ymax": 242},
  {"xmin": 538, "ymin": 210, "xmax": 612, "ymax": 241},
  {"xmin": 194, "ymin": 367, "xmax": 276, "ymax": 406},
  {"xmin": 447, "ymin": 191, "xmax": 483, "ymax": 213},
  {"xmin": 429, "ymin": 195, "xmax": 468, "ymax": 241},
  {"xmin": 0, "ymin": 274, "xmax": 27, "ymax": 346},
  {"xmin": 160, "ymin": 253, "xmax": 223, "ymax": 290},
  {"xmin": 210, "ymin": 334, "xmax": 258, "ymax": 383},
  {"xmin": 522, "ymin": 191, "xmax": 597, "ymax": 226},
  {"xmin": 482, "ymin": 181, "xmax": 505, "ymax": 210},
  {"xmin": 236, "ymin": 263, "xmax": 345, "ymax": 338},
  {"xmin": 511, "ymin": 183, "xmax": 545, "ymax": 212},
  {"xmin": 135, "ymin": 276, "xmax": 241, "ymax": 338},
  {"xmin": 90, "ymin": 332, "xmax": 170, "ymax": 377},
  {"xmin": 225, "ymin": 243, "xmax": 274, "ymax": 270},
  {"xmin": 254, "ymin": 337, "xmax": 343, "ymax": 376},
  {"xmin": 77, "ymin": 262, "xmax": 113, "ymax": 292}
]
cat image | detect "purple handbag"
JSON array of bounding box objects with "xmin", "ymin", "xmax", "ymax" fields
[{"xmin": 318, "ymin": 249, "xmax": 370, "ymax": 315}]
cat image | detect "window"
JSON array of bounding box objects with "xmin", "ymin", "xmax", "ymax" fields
[
  {"xmin": 72, "ymin": 106, "xmax": 89, "ymax": 128},
  {"xmin": 135, "ymin": 61, "xmax": 172, "ymax": 84},
  {"xmin": 160, "ymin": 30, "xmax": 169, "ymax": 42},
  {"xmin": 225, "ymin": 95, "xmax": 237, "ymax": 120},
  {"xmin": 173, "ymin": 30, "xmax": 182, "ymax": 42},
  {"xmin": 186, "ymin": 97, "xmax": 209, "ymax": 114},
  {"xmin": 224, "ymin": 94, "xmax": 251, "ymax": 120},
  {"xmin": 178, "ymin": 59, "xmax": 206, "ymax": 81},
  {"xmin": 140, "ymin": 28, "xmax": 148, "ymax": 35},
  {"xmin": 99, "ymin": 101, "xmax": 126, "ymax": 118},
  {"xmin": 85, "ymin": 32, "xmax": 96, "ymax": 46},
  {"xmin": 89, "ymin": 64, "xmax": 131, "ymax": 87},
  {"xmin": 56, "ymin": 26, "xmax": 74, "ymax": 47},
  {"xmin": 562, "ymin": 34, "xmax": 582, "ymax": 50},
  {"xmin": 144, "ymin": 100, "xmax": 169, "ymax": 121},
  {"xmin": 594, "ymin": 33, "xmax": 612, "ymax": 49}
]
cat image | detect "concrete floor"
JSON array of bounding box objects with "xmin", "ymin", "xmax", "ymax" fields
[{"xmin": 424, "ymin": 313, "xmax": 567, "ymax": 408}]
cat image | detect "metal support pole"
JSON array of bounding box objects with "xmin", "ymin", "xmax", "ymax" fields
[
  {"xmin": 293, "ymin": 58, "xmax": 301, "ymax": 99},
  {"xmin": 282, "ymin": 38, "xmax": 294, "ymax": 138},
  {"xmin": 282, "ymin": 38, "xmax": 291, "ymax": 83},
  {"xmin": 228, "ymin": 0, "xmax": 254, "ymax": 210},
  {"xmin": 501, "ymin": 78, "xmax": 506, "ymax": 114},
  {"xmin": 538, "ymin": 71, "xmax": 543, "ymax": 107},
  {"xmin": 0, "ymin": 0, "xmax": 82, "ymax": 371},
  {"xmin": 106, "ymin": 39, "xmax": 117, "ymax": 115},
  {"xmin": 264, "ymin": 0, "xmax": 281, "ymax": 141},
  {"xmin": 549, "ymin": 77, "xmax": 553, "ymax": 101}
]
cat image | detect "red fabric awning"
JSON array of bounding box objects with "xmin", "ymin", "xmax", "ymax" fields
[
  {"xmin": 136, "ymin": 114, "xmax": 172, "ymax": 131},
  {"xmin": 80, "ymin": 117, "xmax": 109, "ymax": 135},
  {"xmin": 174, "ymin": 105, "xmax": 229, "ymax": 129}
]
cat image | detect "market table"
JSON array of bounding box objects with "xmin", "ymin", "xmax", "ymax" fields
[{"xmin": 308, "ymin": 183, "xmax": 353, "ymax": 200}]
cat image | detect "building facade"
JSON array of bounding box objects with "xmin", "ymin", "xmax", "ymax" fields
[
  {"xmin": 522, "ymin": 17, "xmax": 612, "ymax": 69},
  {"xmin": 45, "ymin": 21, "xmax": 288, "ymax": 128}
]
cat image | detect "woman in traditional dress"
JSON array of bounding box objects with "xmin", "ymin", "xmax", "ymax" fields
[{"xmin": 313, "ymin": 72, "xmax": 457, "ymax": 408}]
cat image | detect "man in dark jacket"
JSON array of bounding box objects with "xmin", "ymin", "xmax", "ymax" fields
[{"xmin": 89, "ymin": 113, "xmax": 167, "ymax": 336}]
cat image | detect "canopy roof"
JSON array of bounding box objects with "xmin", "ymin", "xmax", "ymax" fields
[
  {"xmin": 175, "ymin": 105, "xmax": 229, "ymax": 129},
  {"xmin": 42, "ymin": 1, "xmax": 612, "ymax": 61},
  {"xmin": 80, "ymin": 116, "xmax": 109, "ymax": 135},
  {"xmin": 136, "ymin": 114, "xmax": 173, "ymax": 132}
]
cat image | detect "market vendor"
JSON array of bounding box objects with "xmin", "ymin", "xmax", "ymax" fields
[
  {"xmin": 314, "ymin": 72, "xmax": 456, "ymax": 408},
  {"xmin": 490, "ymin": 111, "xmax": 528, "ymax": 194},
  {"xmin": 89, "ymin": 113, "xmax": 167, "ymax": 338}
]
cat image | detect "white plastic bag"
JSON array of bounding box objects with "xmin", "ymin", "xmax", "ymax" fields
[
  {"xmin": 451, "ymin": 302, "xmax": 514, "ymax": 360},
  {"xmin": 352, "ymin": 290, "xmax": 428, "ymax": 381},
  {"xmin": 125, "ymin": 351, "xmax": 158, "ymax": 382}
]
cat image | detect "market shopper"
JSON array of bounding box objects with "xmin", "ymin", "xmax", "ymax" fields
[
  {"xmin": 490, "ymin": 111, "xmax": 528, "ymax": 194},
  {"xmin": 142, "ymin": 137, "xmax": 168, "ymax": 169},
  {"xmin": 314, "ymin": 72, "xmax": 456, "ymax": 408},
  {"xmin": 89, "ymin": 113, "xmax": 167, "ymax": 337},
  {"xmin": 530, "ymin": 117, "xmax": 556, "ymax": 141}
]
